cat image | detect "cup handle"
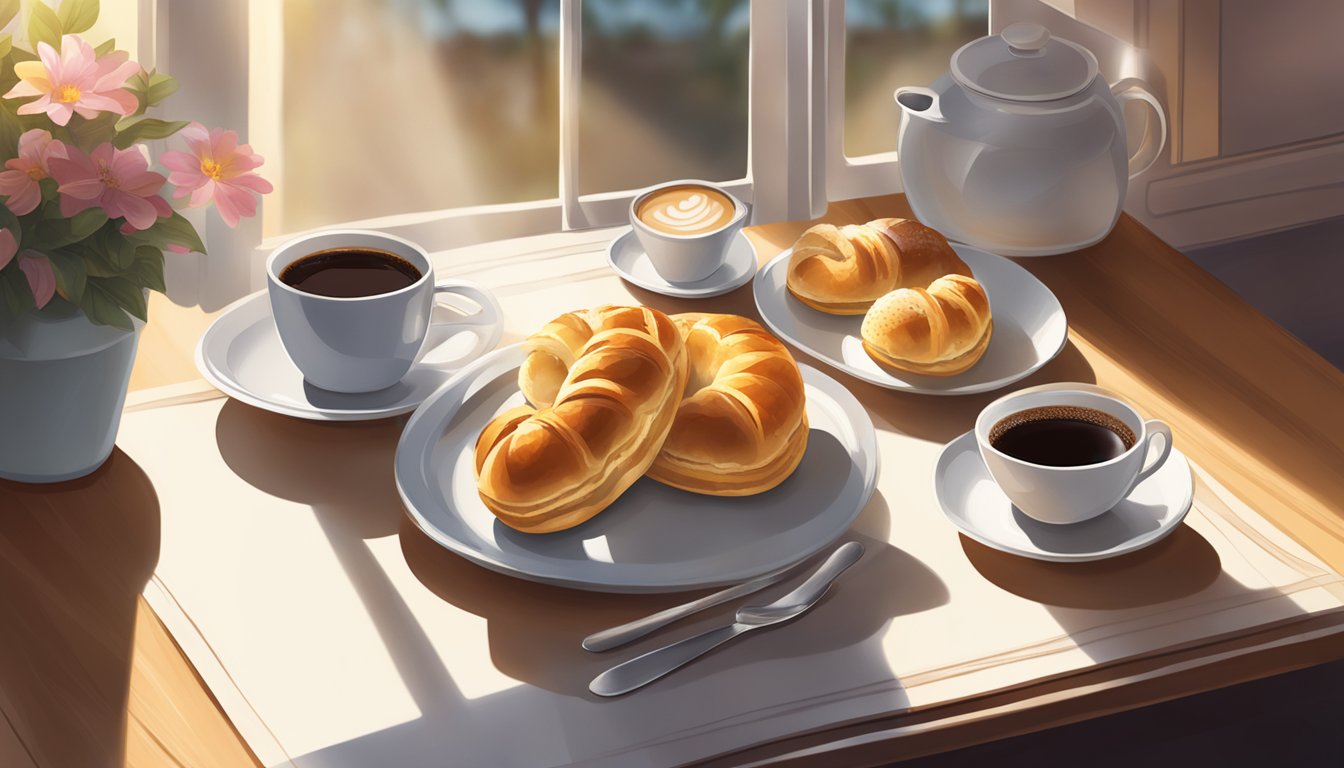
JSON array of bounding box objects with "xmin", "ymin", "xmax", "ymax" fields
[
  {"xmin": 1127, "ymin": 419, "xmax": 1173, "ymax": 495},
  {"xmin": 419, "ymin": 280, "xmax": 504, "ymax": 370}
]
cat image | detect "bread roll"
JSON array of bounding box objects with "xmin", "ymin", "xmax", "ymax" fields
[
  {"xmin": 648, "ymin": 314, "xmax": 808, "ymax": 496},
  {"xmin": 475, "ymin": 306, "xmax": 687, "ymax": 533},
  {"xmin": 785, "ymin": 218, "xmax": 969, "ymax": 315},
  {"xmin": 860, "ymin": 274, "xmax": 992, "ymax": 376}
]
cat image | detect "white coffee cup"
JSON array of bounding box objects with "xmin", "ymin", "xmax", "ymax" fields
[
  {"xmin": 975, "ymin": 383, "xmax": 1173, "ymax": 525},
  {"xmin": 266, "ymin": 229, "xmax": 503, "ymax": 393},
  {"xmin": 629, "ymin": 179, "xmax": 749, "ymax": 284}
]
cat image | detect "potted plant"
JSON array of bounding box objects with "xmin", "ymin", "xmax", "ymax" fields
[{"xmin": 0, "ymin": 0, "xmax": 270, "ymax": 482}]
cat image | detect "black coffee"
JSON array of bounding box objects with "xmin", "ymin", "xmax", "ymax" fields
[
  {"xmin": 990, "ymin": 405, "xmax": 1136, "ymax": 467},
  {"xmin": 280, "ymin": 248, "xmax": 422, "ymax": 298}
]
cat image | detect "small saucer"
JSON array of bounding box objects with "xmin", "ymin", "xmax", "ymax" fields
[
  {"xmin": 606, "ymin": 227, "xmax": 757, "ymax": 298},
  {"xmin": 195, "ymin": 291, "xmax": 501, "ymax": 421},
  {"xmin": 933, "ymin": 430, "xmax": 1194, "ymax": 562}
]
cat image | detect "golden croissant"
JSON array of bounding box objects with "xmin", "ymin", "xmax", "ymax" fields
[
  {"xmin": 785, "ymin": 217, "xmax": 971, "ymax": 315},
  {"xmin": 474, "ymin": 305, "xmax": 687, "ymax": 533},
  {"xmin": 648, "ymin": 313, "xmax": 808, "ymax": 496},
  {"xmin": 860, "ymin": 274, "xmax": 993, "ymax": 376}
]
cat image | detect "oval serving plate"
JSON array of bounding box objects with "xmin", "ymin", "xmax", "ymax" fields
[
  {"xmin": 395, "ymin": 344, "xmax": 878, "ymax": 593},
  {"xmin": 753, "ymin": 243, "xmax": 1067, "ymax": 396}
]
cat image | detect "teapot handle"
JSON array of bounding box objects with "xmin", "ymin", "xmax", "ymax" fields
[{"xmin": 1111, "ymin": 78, "xmax": 1167, "ymax": 179}]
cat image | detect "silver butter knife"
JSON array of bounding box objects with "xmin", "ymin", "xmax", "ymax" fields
[
  {"xmin": 584, "ymin": 569, "xmax": 797, "ymax": 652},
  {"xmin": 589, "ymin": 541, "xmax": 864, "ymax": 697}
]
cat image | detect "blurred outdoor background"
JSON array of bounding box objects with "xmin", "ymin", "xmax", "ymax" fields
[{"xmin": 277, "ymin": 0, "xmax": 987, "ymax": 235}]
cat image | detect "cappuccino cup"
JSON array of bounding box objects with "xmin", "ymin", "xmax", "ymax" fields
[
  {"xmin": 266, "ymin": 229, "xmax": 503, "ymax": 393},
  {"xmin": 975, "ymin": 383, "xmax": 1173, "ymax": 525},
  {"xmin": 630, "ymin": 179, "xmax": 748, "ymax": 284}
]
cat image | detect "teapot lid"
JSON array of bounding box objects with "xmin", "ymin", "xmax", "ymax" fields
[{"xmin": 950, "ymin": 22, "xmax": 1098, "ymax": 102}]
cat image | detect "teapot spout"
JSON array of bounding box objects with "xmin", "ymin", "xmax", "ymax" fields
[{"xmin": 895, "ymin": 86, "xmax": 943, "ymax": 122}]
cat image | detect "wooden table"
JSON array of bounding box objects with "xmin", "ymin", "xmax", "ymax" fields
[{"xmin": 3, "ymin": 194, "xmax": 1342, "ymax": 767}]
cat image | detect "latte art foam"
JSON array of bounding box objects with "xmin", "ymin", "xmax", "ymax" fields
[{"xmin": 637, "ymin": 185, "xmax": 736, "ymax": 236}]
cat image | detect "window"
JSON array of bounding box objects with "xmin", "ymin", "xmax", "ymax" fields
[
  {"xmin": 277, "ymin": 0, "xmax": 562, "ymax": 234},
  {"xmin": 152, "ymin": 0, "xmax": 990, "ymax": 297},
  {"xmin": 577, "ymin": 0, "xmax": 749, "ymax": 196},
  {"xmin": 826, "ymin": 0, "xmax": 989, "ymax": 200}
]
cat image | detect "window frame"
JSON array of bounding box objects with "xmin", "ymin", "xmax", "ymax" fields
[{"xmin": 155, "ymin": 0, "xmax": 973, "ymax": 303}]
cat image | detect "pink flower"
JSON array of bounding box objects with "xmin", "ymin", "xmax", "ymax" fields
[
  {"xmin": 0, "ymin": 228, "xmax": 16, "ymax": 270},
  {"xmin": 18, "ymin": 252, "xmax": 55, "ymax": 309},
  {"xmin": 161, "ymin": 123, "xmax": 272, "ymax": 227},
  {"xmin": 3, "ymin": 35, "xmax": 139, "ymax": 126},
  {"xmin": 0, "ymin": 130, "xmax": 68, "ymax": 215},
  {"xmin": 49, "ymin": 143, "xmax": 170, "ymax": 231}
]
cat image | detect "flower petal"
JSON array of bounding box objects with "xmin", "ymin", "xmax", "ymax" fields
[
  {"xmin": 11, "ymin": 60, "xmax": 51, "ymax": 93},
  {"xmin": 227, "ymin": 172, "xmax": 273, "ymax": 194},
  {"xmin": 15, "ymin": 96, "xmax": 53, "ymax": 116},
  {"xmin": 212, "ymin": 182, "xmax": 257, "ymax": 227},
  {"xmin": 18, "ymin": 252, "xmax": 56, "ymax": 309},
  {"xmin": 59, "ymin": 192, "xmax": 101, "ymax": 218},
  {"xmin": 57, "ymin": 178, "xmax": 105, "ymax": 200},
  {"xmin": 159, "ymin": 150, "xmax": 200, "ymax": 173},
  {"xmin": 0, "ymin": 178, "xmax": 42, "ymax": 215},
  {"xmin": 17, "ymin": 129, "xmax": 53, "ymax": 160},
  {"xmin": 36, "ymin": 41, "xmax": 62, "ymax": 81},
  {"xmin": 187, "ymin": 179, "xmax": 216, "ymax": 208},
  {"xmin": 108, "ymin": 191, "xmax": 158, "ymax": 230},
  {"xmin": 45, "ymin": 101, "xmax": 74, "ymax": 126}
]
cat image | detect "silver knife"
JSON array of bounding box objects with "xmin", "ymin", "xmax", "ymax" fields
[
  {"xmin": 589, "ymin": 541, "xmax": 864, "ymax": 697},
  {"xmin": 583, "ymin": 568, "xmax": 797, "ymax": 652}
]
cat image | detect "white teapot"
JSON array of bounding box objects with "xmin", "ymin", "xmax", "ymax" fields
[{"xmin": 895, "ymin": 22, "xmax": 1165, "ymax": 256}]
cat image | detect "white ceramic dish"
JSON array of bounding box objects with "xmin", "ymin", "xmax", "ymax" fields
[
  {"xmin": 933, "ymin": 430, "xmax": 1193, "ymax": 563},
  {"xmin": 395, "ymin": 345, "xmax": 879, "ymax": 593},
  {"xmin": 196, "ymin": 290, "xmax": 502, "ymax": 421},
  {"xmin": 753, "ymin": 243, "xmax": 1067, "ymax": 395},
  {"xmin": 607, "ymin": 227, "xmax": 757, "ymax": 299}
]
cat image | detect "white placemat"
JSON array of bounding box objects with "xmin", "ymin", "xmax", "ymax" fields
[{"xmin": 122, "ymin": 230, "xmax": 1344, "ymax": 768}]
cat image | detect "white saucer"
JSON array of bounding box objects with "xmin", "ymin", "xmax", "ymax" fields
[
  {"xmin": 933, "ymin": 430, "xmax": 1193, "ymax": 562},
  {"xmin": 753, "ymin": 243, "xmax": 1068, "ymax": 395},
  {"xmin": 606, "ymin": 227, "xmax": 757, "ymax": 298},
  {"xmin": 195, "ymin": 290, "xmax": 502, "ymax": 421},
  {"xmin": 395, "ymin": 344, "xmax": 878, "ymax": 592}
]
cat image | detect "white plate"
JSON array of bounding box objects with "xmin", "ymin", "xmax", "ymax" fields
[
  {"xmin": 753, "ymin": 243, "xmax": 1068, "ymax": 395},
  {"xmin": 933, "ymin": 430, "xmax": 1193, "ymax": 562},
  {"xmin": 196, "ymin": 291, "xmax": 501, "ymax": 421},
  {"xmin": 606, "ymin": 227, "xmax": 757, "ymax": 298},
  {"xmin": 395, "ymin": 344, "xmax": 878, "ymax": 593}
]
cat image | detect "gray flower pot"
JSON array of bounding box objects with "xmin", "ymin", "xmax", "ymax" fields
[{"xmin": 0, "ymin": 301, "xmax": 142, "ymax": 483}]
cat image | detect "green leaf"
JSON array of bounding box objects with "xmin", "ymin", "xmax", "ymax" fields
[
  {"xmin": 145, "ymin": 72, "xmax": 178, "ymax": 105},
  {"xmin": 70, "ymin": 208, "xmax": 108, "ymax": 239},
  {"xmin": 125, "ymin": 211, "xmax": 205, "ymax": 254},
  {"xmin": 28, "ymin": 2, "xmax": 63, "ymax": 50},
  {"xmin": 58, "ymin": 0, "xmax": 99, "ymax": 34},
  {"xmin": 0, "ymin": 263, "xmax": 35, "ymax": 318},
  {"xmin": 73, "ymin": 242, "xmax": 118, "ymax": 277},
  {"xmin": 46, "ymin": 247, "xmax": 87, "ymax": 302},
  {"xmin": 102, "ymin": 226, "xmax": 135, "ymax": 268},
  {"xmin": 124, "ymin": 69, "xmax": 179, "ymax": 116},
  {"xmin": 31, "ymin": 207, "xmax": 108, "ymax": 249},
  {"xmin": 79, "ymin": 277, "xmax": 133, "ymax": 330},
  {"xmin": 0, "ymin": 35, "xmax": 12, "ymax": 61},
  {"xmin": 0, "ymin": 199, "xmax": 19, "ymax": 234},
  {"xmin": 93, "ymin": 37, "xmax": 114, "ymax": 56},
  {"xmin": 112, "ymin": 115, "xmax": 189, "ymax": 148},
  {"xmin": 86, "ymin": 274, "xmax": 144, "ymax": 322},
  {"xmin": 68, "ymin": 111, "xmax": 119, "ymax": 147},
  {"xmin": 0, "ymin": 0, "xmax": 19, "ymax": 30},
  {"xmin": 0, "ymin": 108, "xmax": 22, "ymax": 164},
  {"xmin": 130, "ymin": 245, "xmax": 165, "ymax": 292}
]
